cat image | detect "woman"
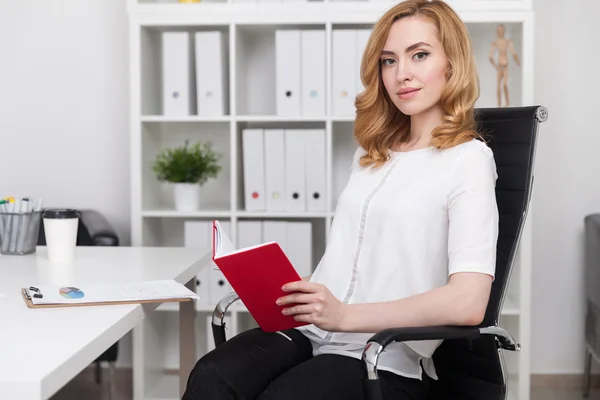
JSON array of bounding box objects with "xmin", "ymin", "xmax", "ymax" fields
[{"xmin": 183, "ymin": 0, "xmax": 498, "ymax": 399}]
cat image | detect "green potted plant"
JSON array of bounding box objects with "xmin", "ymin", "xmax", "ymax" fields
[{"xmin": 152, "ymin": 140, "xmax": 222, "ymax": 211}]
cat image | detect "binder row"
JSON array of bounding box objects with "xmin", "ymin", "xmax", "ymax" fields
[
  {"xmin": 160, "ymin": 29, "xmax": 372, "ymax": 118},
  {"xmin": 242, "ymin": 129, "xmax": 326, "ymax": 212},
  {"xmin": 231, "ymin": 0, "xmax": 393, "ymax": 5},
  {"xmin": 162, "ymin": 31, "xmax": 227, "ymax": 117},
  {"xmin": 276, "ymin": 29, "xmax": 326, "ymax": 117},
  {"xmin": 275, "ymin": 28, "xmax": 372, "ymax": 117},
  {"xmin": 185, "ymin": 220, "xmax": 313, "ymax": 306}
]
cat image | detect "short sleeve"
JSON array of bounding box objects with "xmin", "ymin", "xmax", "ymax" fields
[{"xmin": 447, "ymin": 141, "xmax": 499, "ymax": 279}]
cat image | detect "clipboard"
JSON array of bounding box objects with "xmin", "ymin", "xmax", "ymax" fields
[
  {"xmin": 21, "ymin": 288, "xmax": 193, "ymax": 309},
  {"xmin": 20, "ymin": 281, "xmax": 198, "ymax": 309}
]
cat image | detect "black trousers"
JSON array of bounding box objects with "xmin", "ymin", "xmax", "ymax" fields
[{"xmin": 182, "ymin": 327, "xmax": 431, "ymax": 400}]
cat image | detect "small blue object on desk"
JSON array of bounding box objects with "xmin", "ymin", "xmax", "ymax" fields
[{"xmin": 0, "ymin": 196, "xmax": 44, "ymax": 256}]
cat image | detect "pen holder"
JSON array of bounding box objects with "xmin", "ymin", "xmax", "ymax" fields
[{"xmin": 0, "ymin": 211, "xmax": 42, "ymax": 255}]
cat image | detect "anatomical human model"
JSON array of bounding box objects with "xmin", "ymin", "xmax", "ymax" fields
[{"xmin": 489, "ymin": 24, "xmax": 520, "ymax": 107}]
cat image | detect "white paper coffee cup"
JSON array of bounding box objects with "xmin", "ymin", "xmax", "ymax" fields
[{"xmin": 42, "ymin": 209, "xmax": 80, "ymax": 263}]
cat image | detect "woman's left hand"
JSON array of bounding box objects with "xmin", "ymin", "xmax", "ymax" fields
[{"xmin": 276, "ymin": 281, "xmax": 347, "ymax": 332}]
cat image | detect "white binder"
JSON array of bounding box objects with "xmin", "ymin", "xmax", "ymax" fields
[
  {"xmin": 286, "ymin": 222, "xmax": 313, "ymax": 278},
  {"xmin": 263, "ymin": 129, "xmax": 286, "ymax": 211},
  {"xmin": 304, "ymin": 129, "xmax": 326, "ymax": 211},
  {"xmin": 162, "ymin": 32, "xmax": 192, "ymax": 116},
  {"xmin": 301, "ymin": 30, "xmax": 326, "ymax": 117},
  {"xmin": 184, "ymin": 220, "xmax": 211, "ymax": 306},
  {"xmin": 284, "ymin": 130, "xmax": 307, "ymax": 212},
  {"xmin": 237, "ymin": 221, "xmax": 263, "ymax": 249},
  {"xmin": 275, "ymin": 30, "xmax": 301, "ymax": 116},
  {"xmin": 209, "ymin": 269, "xmax": 231, "ymax": 305},
  {"xmin": 263, "ymin": 221, "xmax": 288, "ymax": 253},
  {"xmin": 242, "ymin": 129, "xmax": 266, "ymax": 211},
  {"xmin": 332, "ymin": 30, "xmax": 357, "ymax": 117},
  {"xmin": 195, "ymin": 31, "xmax": 226, "ymax": 117},
  {"xmin": 355, "ymin": 29, "xmax": 372, "ymax": 98}
]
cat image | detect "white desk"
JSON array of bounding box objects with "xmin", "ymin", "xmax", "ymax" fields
[{"xmin": 0, "ymin": 246, "xmax": 210, "ymax": 400}]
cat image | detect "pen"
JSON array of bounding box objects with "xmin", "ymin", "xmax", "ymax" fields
[
  {"xmin": 34, "ymin": 198, "xmax": 43, "ymax": 212},
  {"xmin": 26, "ymin": 198, "xmax": 41, "ymax": 254},
  {"xmin": 1, "ymin": 202, "xmax": 12, "ymax": 253},
  {"xmin": 16, "ymin": 198, "xmax": 31, "ymax": 253},
  {"xmin": 0, "ymin": 202, "xmax": 4, "ymax": 246},
  {"xmin": 9, "ymin": 200, "xmax": 20, "ymax": 252}
]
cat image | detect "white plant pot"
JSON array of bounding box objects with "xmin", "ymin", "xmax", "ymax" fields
[{"xmin": 173, "ymin": 183, "xmax": 201, "ymax": 212}]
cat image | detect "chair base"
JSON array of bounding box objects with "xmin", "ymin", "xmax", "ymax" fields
[
  {"xmin": 362, "ymin": 378, "xmax": 383, "ymax": 400},
  {"xmin": 584, "ymin": 348, "xmax": 593, "ymax": 398}
]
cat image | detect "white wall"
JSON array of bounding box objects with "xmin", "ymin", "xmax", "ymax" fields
[
  {"xmin": 0, "ymin": 0, "xmax": 134, "ymax": 368},
  {"xmin": 531, "ymin": 0, "xmax": 600, "ymax": 373},
  {"xmin": 1, "ymin": 0, "xmax": 599, "ymax": 376},
  {"xmin": 0, "ymin": 0, "xmax": 130, "ymax": 245}
]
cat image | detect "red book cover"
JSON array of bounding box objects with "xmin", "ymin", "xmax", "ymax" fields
[{"xmin": 211, "ymin": 220, "xmax": 309, "ymax": 332}]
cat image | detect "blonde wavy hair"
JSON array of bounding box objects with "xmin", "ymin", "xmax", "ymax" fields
[{"xmin": 355, "ymin": 0, "xmax": 482, "ymax": 168}]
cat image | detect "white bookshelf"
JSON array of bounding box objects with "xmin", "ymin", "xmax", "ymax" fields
[{"xmin": 127, "ymin": 1, "xmax": 535, "ymax": 399}]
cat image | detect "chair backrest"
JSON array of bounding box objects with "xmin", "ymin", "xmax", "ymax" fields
[
  {"xmin": 584, "ymin": 214, "xmax": 600, "ymax": 359},
  {"xmin": 427, "ymin": 105, "xmax": 547, "ymax": 400}
]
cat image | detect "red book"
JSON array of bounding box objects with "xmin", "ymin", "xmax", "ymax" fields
[{"xmin": 211, "ymin": 220, "xmax": 309, "ymax": 332}]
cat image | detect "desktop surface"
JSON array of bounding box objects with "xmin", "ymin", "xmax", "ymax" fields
[{"xmin": 0, "ymin": 246, "xmax": 209, "ymax": 400}]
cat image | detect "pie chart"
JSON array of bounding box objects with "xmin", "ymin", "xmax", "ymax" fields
[{"xmin": 59, "ymin": 287, "xmax": 85, "ymax": 299}]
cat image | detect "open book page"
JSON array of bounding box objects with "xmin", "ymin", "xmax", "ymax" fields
[
  {"xmin": 214, "ymin": 219, "xmax": 276, "ymax": 258},
  {"xmin": 214, "ymin": 220, "xmax": 236, "ymax": 257},
  {"xmin": 26, "ymin": 279, "xmax": 199, "ymax": 305}
]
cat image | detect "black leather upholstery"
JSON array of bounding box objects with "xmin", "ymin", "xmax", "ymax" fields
[
  {"xmin": 369, "ymin": 326, "xmax": 481, "ymax": 345},
  {"xmin": 478, "ymin": 106, "xmax": 541, "ymax": 328},
  {"xmin": 426, "ymin": 106, "xmax": 544, "ymax": 400},
  {"xmin": 37, "ymin": 209, "xmax": 120, "ymax": 363},
  {"xmin": 584, "ymin": 214, "xmax": 600, "ymax": 397}
]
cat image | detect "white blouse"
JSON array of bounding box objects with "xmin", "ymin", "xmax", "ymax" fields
[{"xmin": 294, "ymin": 138, "xmax": 499, "ymax": 381}]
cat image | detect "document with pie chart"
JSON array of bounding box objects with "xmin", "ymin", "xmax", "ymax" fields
[{"xmin": 21, "ymin": 279, "xmax": 199, "ymax": 308}]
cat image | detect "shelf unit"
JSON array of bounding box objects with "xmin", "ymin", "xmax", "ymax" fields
[{"xmin": 127, "ymin": 1, "xmax": 535, "ymax": 399}]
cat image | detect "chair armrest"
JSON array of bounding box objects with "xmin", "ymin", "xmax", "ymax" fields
[
  {"xmin": 211, "ymin": 291, "xmax": 240, "ymax": 347},
  {"xmin": 362, "ymin": 325, "xmax": 519, "ymax": 400},
  {"xmin": 368, "ymin": 325, "xmax": 481, "ymax": 348},
  {"xmin": 363, "ymin": 325, "xmax": 519, "ymax": 377},
  {"xmin": 79, "ymin": 210, "xmax": 119, "ymax": 246}
]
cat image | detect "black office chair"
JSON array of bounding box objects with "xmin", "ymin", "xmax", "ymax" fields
[
  {"xmin": 211, "ymin": 105, "xmax": 548, "ymax": 400},
  {"xmin": 38, "ymin": 209, "xmax": 120, "ymax": 399},
  {"xmin": 584, "ymin": 214, "xmax": 600, "ymax": 398}
]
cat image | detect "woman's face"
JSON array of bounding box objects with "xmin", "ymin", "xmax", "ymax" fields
[{"xmin": 380, "ymin": 15, "xmax": 449, "ymax": 116}]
